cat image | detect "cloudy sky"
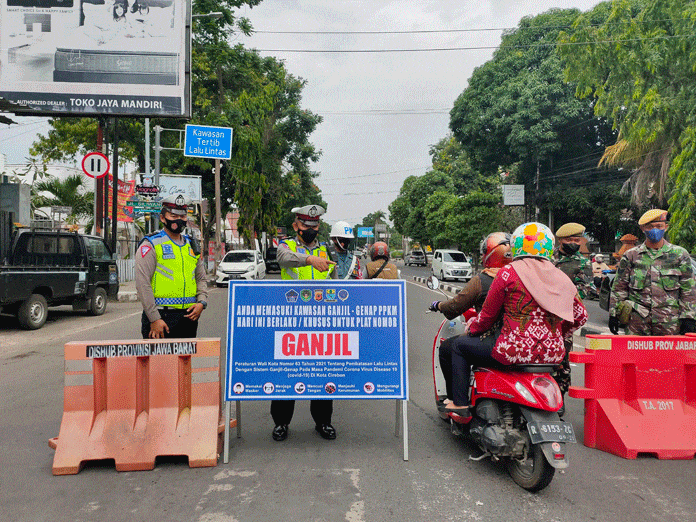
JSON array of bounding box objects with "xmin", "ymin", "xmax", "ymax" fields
[{"xmin": 1, "ymin": 0, "xmax": 601, "ymax": 226}]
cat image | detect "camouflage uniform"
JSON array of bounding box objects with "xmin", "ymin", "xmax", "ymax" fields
[
  {"xmin": 552, "ymin": 250, "xmax": 592, "ymax": 395},
  {"xmin": 609, "ymin": 241, "xmax": 696, "ymax": 335}
]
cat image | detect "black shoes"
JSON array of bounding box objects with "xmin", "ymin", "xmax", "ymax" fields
[
  {"xmin": 315, "ymin": 423, "xmax": 337, "ymax": 440},
  {"xmin": 272, "ymin": 424, "xmax": 288, "ymax": 441}
]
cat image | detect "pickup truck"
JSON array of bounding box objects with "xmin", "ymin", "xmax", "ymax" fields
[{"xmin": 0, "ymin": 230, "xmax": 119, "ymax": 329}]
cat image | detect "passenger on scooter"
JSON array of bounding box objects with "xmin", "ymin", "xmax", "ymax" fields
[
  {"xmin": 443, "ymin": 222, "xmax": 588, "ymax": 416},
  {"xmin": 591, "ymin": 254, "xmax": 610, "ymax": 289},
  {"xmin": 430, "ymin": 232, "xmax": 511, "ymax": 407}
]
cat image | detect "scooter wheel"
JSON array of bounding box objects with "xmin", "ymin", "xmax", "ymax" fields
[{"xmin": 506, "ymin": 443, "xmax": 555, "ymax": 492}]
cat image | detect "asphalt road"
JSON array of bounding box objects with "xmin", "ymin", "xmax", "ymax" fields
[{"xmin": 0, "ymin": 271, "xmax": 693, "ymax": 522}]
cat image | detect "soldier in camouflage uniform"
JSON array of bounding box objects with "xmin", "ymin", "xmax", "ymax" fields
[
  {"xmin": 609, "ymin": 209, "xmax": 696, "ymax": 336},
  {"xmin": 552, "ymin": 222, "xmax": 592, "ymax": 411}
]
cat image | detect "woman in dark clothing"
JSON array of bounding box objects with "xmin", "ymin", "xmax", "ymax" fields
[{"xmin": 431, "ymin": 232, "xmax": 511, "ymax": 407}]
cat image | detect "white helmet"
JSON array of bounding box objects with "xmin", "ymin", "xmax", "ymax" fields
[{"xmin": 330, "ymin": 221, "xmax": 354, "ymax": 238}]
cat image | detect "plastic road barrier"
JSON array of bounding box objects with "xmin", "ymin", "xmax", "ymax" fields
[
  {"xmin": 49, "ymin": 338, "xmax": 226, "ymax": 475},
  {"xmin": 569, "ymin": 334, "xmax": 696, "ymax": 459}
]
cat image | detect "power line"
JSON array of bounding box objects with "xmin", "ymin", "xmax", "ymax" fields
[
  {"xmin": 253, "ymin": 18, "xmax": 690, "ymax": 36},
  {"xmin": 319, "ymin": 109, "xmax": 449, "ymax": 115},
  {"xmin": 254, "ymin": 33, "xmax": 695, "ymax": 53},
  {"xmin": 319, "ymin": 165, "xmax": 429, "ymax": 182}
]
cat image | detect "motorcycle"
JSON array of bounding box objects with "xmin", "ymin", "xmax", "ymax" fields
[{"xmin": 426, "ymin": 276, "xmax": 576, "ymax": 492}]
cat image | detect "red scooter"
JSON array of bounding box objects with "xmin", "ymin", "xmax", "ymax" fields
[{"xmin": 427, "ymin": 276, "xmax": 575, "ymax": 492}]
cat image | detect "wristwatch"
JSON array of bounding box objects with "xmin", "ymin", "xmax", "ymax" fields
[{"xmin": 198, "ymin": 300, "xmax": 208, "ymax": 310}]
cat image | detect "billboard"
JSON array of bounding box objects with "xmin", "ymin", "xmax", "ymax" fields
[{"xmin": 0, "ymin": 0, "xmax": 190, "ymax": 117}]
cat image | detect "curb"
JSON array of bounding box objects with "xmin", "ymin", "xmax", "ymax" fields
[{"xmin": 413, "ymin": 276, "xmax": 461, "ymax": 295}]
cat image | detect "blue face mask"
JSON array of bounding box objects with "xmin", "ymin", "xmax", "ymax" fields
[{"xmin": 645, "ymin": 228, "xmax": 666, "ymax": 243}]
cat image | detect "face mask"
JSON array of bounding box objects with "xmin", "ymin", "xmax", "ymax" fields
[
  {"xmin": 163, "ymin": 217, "xmax": 186, "ymax": 233},
  {"xmin": 333, "ymin": 237, "xmax": 351, "ymax": 251},
  {"xmin": 645, "ymin": 228, "xmax": 666, "ymax": 243},
  {"xmin": 298, "ymin": 227, "xmax": 318, "ymax": 244},
  {"xmin": 561, "ymin": 243, "xmax": 580, "ymax": 255}
]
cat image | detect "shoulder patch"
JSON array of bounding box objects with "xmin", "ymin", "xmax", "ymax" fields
[{"xmin": 140, "ymin": 244, "xmax": 152, "ymax": 258}]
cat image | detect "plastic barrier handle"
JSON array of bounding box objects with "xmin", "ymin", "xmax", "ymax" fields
[
  {"xmin": 569, "ymin": 351, "xmax": 595, "ymax": 364},
  {"xmin": 567, "ymin": 386, "xmax": 598, "ymax": 399}
]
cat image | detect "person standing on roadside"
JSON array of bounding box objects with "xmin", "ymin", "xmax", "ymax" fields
[
  {"xmin": 609, "ymin": 209, "xmax": 696, "ymax": 336},
  {"xmin": 272, "ymin": 204, "xmax": 338, "ymax": 442},
  {"xmin": 135, "ymin": 194, "xmax": 208, "ymax": 339}
]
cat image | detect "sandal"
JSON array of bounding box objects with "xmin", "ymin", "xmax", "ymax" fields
[{"xmin": 438, "ymin": 403, "xmax": 470, "ymax": 416}]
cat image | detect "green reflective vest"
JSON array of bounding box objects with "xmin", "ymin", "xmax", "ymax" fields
[
  {"xmin": 146, "ymin": 230, "xmax": 199, "ymax": 308},
  {"xmin": 281, "ymin": 239, "xmax": 332, "ymax": 280}
]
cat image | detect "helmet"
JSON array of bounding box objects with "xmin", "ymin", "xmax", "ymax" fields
[
  {"xmin": 511, "ymin": 222, "xmax": 555, "ymax": 261},
  {"xmin": 369, "ymin": 241, "xmax": 390, "ymax": 261},
  {"xmin": 479, "ymin": 232, "xmax": 512, "ymax": 268},
  {"xmin": 595, "ymin": 254, "xmax": 604, "ymax": 262},
  {"xmin": 330, "ymin": 221, "xmax": 354, "ymax": 238}
]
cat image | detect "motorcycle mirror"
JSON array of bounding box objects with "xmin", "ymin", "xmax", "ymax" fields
[{"xmin": 427, "ymin": 275, "xmax": 440, "ymax": 290}]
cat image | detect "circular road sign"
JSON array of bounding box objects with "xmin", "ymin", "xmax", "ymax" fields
[{"xmin": 81, "ymin": 151, "xmax": 110, "ymax": 179}]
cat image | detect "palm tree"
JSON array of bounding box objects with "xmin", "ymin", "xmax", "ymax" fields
[{"xmin": 32, "ymin": 174, "xmax": 94, "ymax": 225}]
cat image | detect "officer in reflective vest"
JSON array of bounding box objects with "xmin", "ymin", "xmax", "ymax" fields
[
  {"xmin": 272, "ymin": 204, "xmax": 337, "ymax": 442},
  {"xmin": 135, "ymin": 194, "xmax": 208, "ymax": 339}
]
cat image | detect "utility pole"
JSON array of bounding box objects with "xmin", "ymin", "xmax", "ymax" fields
[{"xmin": 214, "ymin": 158, "xmax": 222, "ymax": 274}]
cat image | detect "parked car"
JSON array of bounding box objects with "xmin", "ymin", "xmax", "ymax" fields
[
  {"xmin": 265, "ymin": 247, "xmax": 280, "ymax": 273},
  {"xmin": 431, "ymin": 249, "xmax": 472, "ymax": 282},
  {"xmin": 215, "ymin": 250, "xmax": 266, "ymax": 286},
  {"xmin": 0, "ymin": 229, "xmax": 119, "ymax": 329},
  {"xmin": 405, "ymin": 250, "xmax": 427, "ymax": 266}
]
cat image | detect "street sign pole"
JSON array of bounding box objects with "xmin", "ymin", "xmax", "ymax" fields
[{"xmin": 215, "ymin": 158, "xmax": 221, "ymax": 275}]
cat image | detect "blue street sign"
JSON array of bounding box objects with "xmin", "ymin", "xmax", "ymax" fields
[
  {"xmin": 184, "ymin": 124, "xmax": 233, "ymax": 160},
  {"xmin": 225, "ymin": 280, "xmax": 408, "ymax": 401},
  {"xmin": 357, "ymin": 227, "xmax": 374, "ymax": 238}
]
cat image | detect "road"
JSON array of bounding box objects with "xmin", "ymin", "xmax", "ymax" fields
[{"xmin": 1, "ymin": 269, "xmax": 693, "ymax": 522}]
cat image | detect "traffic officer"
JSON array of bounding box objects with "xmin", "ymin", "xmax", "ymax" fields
[
  {"xmin": 553, "ymin": 222, "xmax": 592, "ymax": 414},
  {"xmin": 609, "ymin": 209, "xmax": 696, "ymax": 336},
  {"xmin": 328, "ymin": 220, "xmax": 361, "ymax": 279},
  {"xmin": 135, "ymin": 194, "xmax": 208, "ymax": 339},
  {"xmin": 272, "ymin": 204, "xmax": 337, "ymax": 442}
]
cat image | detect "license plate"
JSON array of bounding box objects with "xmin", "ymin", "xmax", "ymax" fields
[{"xmin": 527, "ymin": 421, "xmax": 576, "ymax": 443}]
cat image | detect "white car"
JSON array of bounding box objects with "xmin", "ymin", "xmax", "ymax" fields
[
  {"xmin": 215, "ymin": 250, "xmax": 266, "ymax": 286},
  {"xmin": 431, "ymin": 249, "xmax": 472, "ymax": 282}
]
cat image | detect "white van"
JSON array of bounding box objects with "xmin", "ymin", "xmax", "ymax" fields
[{"xmin": 432, "ymin": 249, "xmax": 472, "ymax": 282}]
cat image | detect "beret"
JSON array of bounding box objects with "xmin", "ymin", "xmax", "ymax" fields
[
  {"xmin": 638, "ymin": 209, "xmax": 668, "ymax": 226},
  {"xmin": 555, "ymin": 222, "xmax": 585, "ymax": 238}
]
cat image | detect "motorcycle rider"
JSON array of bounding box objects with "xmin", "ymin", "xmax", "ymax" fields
[
  {"xmin": 328, "ymin": 221, "xmax": 361, "ymax": 279},
  {"xmin": 430, "ymin": 232, "xmax": 511, "ymax": 407},
  {"xmin": 361, "ymin": 241, "xmax": 399, "ymax": 279},
  {"xmin": 591, "ymin": 253, "xmax": 610, "ymax": 289},
  {"xmin": 444, "ymin": 222, "xmax": 588, "ymax": 415}
]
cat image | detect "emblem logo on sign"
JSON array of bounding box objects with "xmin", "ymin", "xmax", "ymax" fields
[
  {"xmin": 300, "ymin": 289, "xmax": 312, "ymax": 302},
  {"xmin": 338, "ymin": 289, "xmax": 349, "ymax": 301},
  {"xmin": 285, "ymin": 289, "xmax": 299, "ymax": 303},
  {"xmin": 314, "ymin": 290, "xmax": 323, "ymax": 302},
  {"xmin": 364, "ymin": 382, "xmax": 375, "ymax": 394},
  {"xmin": 263, "ymin": 382, "xmax": 275, "ymax": 394},
  {"xmin": 324, "ymin": 382, "xmax": 336, "ymax": 394},
  {"xmin": 294, "ymin": 382, "xmax": 306, "ymax": 394},
  {"xmin": 233, "ymin": 383, "xmax": 244, "ymax": 394},
  {"xmin": 325, "ymin": 289, "xmax": 337, "ymax": 302}
]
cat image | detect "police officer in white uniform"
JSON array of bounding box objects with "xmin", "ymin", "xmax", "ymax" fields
[{"xmin": 135, "ymin": 194, "xmax": 208, "ymax": 339}]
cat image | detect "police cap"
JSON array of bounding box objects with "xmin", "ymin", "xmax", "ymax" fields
[
  {"xmin": 555, "ymin": 222, "xmax": 585, "ymax": 238},
  {"xmin": 638, "ymin": 209, "xmax": 668, "ymax": 226},
  {"xmin": 291, "ymin": 204, "xmax": 325, "ymax": 226},
  {"xmin": 161, "ymin": 194, "xmax": 191, "ymax": 216}
]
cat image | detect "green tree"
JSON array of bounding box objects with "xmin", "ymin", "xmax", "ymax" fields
[
  {"xmin": 558, "ymin": 0, "xmax": 696, "ymax": 251},
  {"xmin": 32, "ymin": 174, "xmax": 94, "ymax": 223}
]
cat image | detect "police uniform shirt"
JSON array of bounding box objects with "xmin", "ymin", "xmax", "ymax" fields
[
  {"xmin": 135, "ymin": 233, "xmax": 209, "ymax": 323},
  {"xmin": 277, "ymin": 236, "xmax": 338, "ymax": 279}
]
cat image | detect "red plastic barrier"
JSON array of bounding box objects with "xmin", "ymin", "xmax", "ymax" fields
[
  {"xmin": 569, "ymin": 334, "xmax": 696, "ymax": 459},
  {"xmin": 50, "ymin": 338, "xmax": 224, "ymax": 475}
]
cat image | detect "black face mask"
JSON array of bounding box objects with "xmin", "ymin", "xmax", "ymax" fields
[
  {"xmin": 163, "ymin": 217, "xmax": 186, "ymax": 233},
  {"xmin": 333, "ymin": 237, "xmax": 351, "ymax": 252},
  {"xmin": 298, "ymin": 227, "xmax": 318, "ymax": 244},
  {"xmin": 561, "ymin": 243, "xmax": 580, "ymax": 256}
]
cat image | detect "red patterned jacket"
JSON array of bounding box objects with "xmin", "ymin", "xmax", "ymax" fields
[{"xmin": 468, "ymin": 263, "xmax": 588, "ymax": 365}]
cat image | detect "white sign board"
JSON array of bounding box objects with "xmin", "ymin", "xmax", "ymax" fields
[
  {"xmin": 502, "ymin": 185, "xmax": 525, "ymax": 206},
  {"xmin": 158, "ymin": 174, "xmax": 202, "ymax": 203},
  {"xmin": 0, "ymin": 0, "xmax": 189, "ymax": 117}
]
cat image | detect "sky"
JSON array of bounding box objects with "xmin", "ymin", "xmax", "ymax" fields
[{"xmin": 0, "ymin": 0, "xmax": 602, "ymax": 226}]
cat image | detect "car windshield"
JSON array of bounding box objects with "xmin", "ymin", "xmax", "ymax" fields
[
  {"xmin": 444, "ymin": 252, "xmax": 467, "ymax": 262},
  {"xmin": 412, "ymin": 251, "xmax": 424, "ymax": 257},
  {"xmin": 223, "ymin": 252, "xmax": 254, "ymax": 263}
]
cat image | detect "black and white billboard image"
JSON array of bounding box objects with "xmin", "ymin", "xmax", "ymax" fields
[{"xmin": 0, "ymin": 0, "xmax": 189, "ymax": 116}]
